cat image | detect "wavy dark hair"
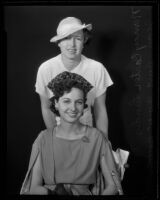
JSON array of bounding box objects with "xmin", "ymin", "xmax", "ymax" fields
[{"xmin": 47, "ymin": 72, "xmax": 93, "ymax": 116}]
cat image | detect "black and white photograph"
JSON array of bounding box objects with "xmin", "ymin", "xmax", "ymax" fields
[{"xmin": 5, "ymin": 3, "xmax": 158, "ymax": 198}]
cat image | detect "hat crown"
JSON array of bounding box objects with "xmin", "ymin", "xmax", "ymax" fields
[
  {"xmin": 57, "ymin": 17, "xmax": 84, "ymax": 36},
  {"xmin": 50, "ymin": 17, "xmax": 92, "ymax": 42}
]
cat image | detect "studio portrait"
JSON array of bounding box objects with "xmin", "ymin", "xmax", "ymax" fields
[{"xmin": 6, "ymin": 5, "xmax": 158, "ymax": 197}]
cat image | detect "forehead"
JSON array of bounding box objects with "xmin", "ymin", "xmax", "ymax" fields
[
  {"xmin": 69, "ymin": 30, "xmax": 84, "ymax": 37},
  {"xmin": 60, "ymin": 88, "xmax": 84, "ymax": 99}
]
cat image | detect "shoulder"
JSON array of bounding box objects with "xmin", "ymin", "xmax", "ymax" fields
[
  {"xmin": 86, "ymin": 126, "xmax": 105, "ymax": 142},
  {"xmin": 33, "ymin": 129, "xmax": 53, "ymax": 146},
  {"xmin": 38, "ymin": 54, "xmax": 60, "ymax": 72},
  {"xmin": 82, "ymin": 55, "xmax": 105, "ymax": 70}
]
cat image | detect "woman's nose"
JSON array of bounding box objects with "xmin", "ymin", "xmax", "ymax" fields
[
  {"xmin": 69, "ymin": 37, "xmax": 75, "ymax": 46},
  {"xmin": 70, "ymin": 102, "xmax": 76, "ymax": 111}
]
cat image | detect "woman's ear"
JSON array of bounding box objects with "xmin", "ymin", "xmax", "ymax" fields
[
  {"xmin": 57, "ymin": 40, "xmax": 62, "ymax": 48},
  {"xmin": 55, "ymin": 99, "xmax": 58, "ymax": 110}
]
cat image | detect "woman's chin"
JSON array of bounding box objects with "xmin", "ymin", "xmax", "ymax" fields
[{"xmin": 63, "ymin": 115, "xmax": 81, "ymax": 123}]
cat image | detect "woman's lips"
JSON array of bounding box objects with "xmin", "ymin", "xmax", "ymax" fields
[
  {"xmin": 68, "ymin": 49, "xmax": 76, "ymax": 53},
  {"xmin": 67, "ymin": 112, "xmax": 78, "ymax": 118}
]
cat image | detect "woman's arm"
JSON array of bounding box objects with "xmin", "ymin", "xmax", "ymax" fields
[
  {"xmin": 94, "ymin": 92, "xmax": 109, "ymax": 140},
  {"xmin": 29, "ymin": 154, "xmax": 48, "ymax": 195},
  {"xmin": 100, "ymin": 156, "xmax": 118, "ymax": 195},
  {"xmin": 40, "ymin": 95, "xmax": 57, "ymax": 129}
]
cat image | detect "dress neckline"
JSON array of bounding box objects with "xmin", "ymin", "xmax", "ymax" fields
[{"xmin": 54, "ymin": 125, "xmax": 89, "ymax": 141}]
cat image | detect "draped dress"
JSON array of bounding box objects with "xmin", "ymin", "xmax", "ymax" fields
[{"xmin": 20, "ymin": 126, "xmax": 123, "ymax": 195}]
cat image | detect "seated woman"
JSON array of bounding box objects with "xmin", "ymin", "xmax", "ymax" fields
[{"xmin": 20, "ymin": 71, "xmax": 123, "ymax": 195}]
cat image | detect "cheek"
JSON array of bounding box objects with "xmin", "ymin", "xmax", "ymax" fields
[
  {"xmin": 78, "ymin": 42, "xmax": 84, "ymax": 49},
  {"xmin": 58, "ymin": 104, "xmax": 67, "ymax": 111},
  {"xmin": 59, "ymin": 45, "xmax": 64, "ymax": 51},
  {"xmin": 75, "ymin": 40, "xmax": 83, "ymax": 48},
  {"xmin": 78, "ymin": 104, "xmax": 84, "ymax": 111},
  {"xmin": 58, "ymin": 42, "xmax": 66, "ymax": 50},
  {"xmin": 57, "ymin": 102, "xmax": 66, "ymax": 111}
]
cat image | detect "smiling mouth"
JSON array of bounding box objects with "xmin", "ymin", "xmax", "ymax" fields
[
  {"xmin": 68, "ymin": 49, "xmax": 76, "ymax": 53},
  {"xmin": 67, "ymin": 113, "xmax": 78, "ymax": 118}
]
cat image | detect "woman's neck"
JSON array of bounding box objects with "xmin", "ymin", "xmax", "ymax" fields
[
  {"xmin": 56, "ymin": 120, "xmax": 84, "ymax": 138},
  {"xmin": 61, "ymin": 54, "xmax": 81, "ymax": 71}
]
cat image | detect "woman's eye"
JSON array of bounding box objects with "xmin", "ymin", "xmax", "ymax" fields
[
  {"xmin": 63, "ymin": 36, "xmax": 70, "ymax": 40},
  {"xmin": 76, "ymin": 37, "xmax": 82, "ymax": 41},
  {"xmin": 77, "ymin": 101, "xmax": 83, "ymax": 105},
  {"xmin": 63, "ymin": 100, "xmax": 70, "ymax": 104}
]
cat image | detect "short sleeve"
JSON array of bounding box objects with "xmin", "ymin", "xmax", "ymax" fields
[
  {"xmin": 100, "ymin": 136, "xmax": 120, "ymax": 178},
  {"xmin": 100, "ymin": 138, "xmax": 124, "ymax": 194},
  {"xmin": 20, "ymin": 130, "xmax": 47, "ymax": 194},
  {"xmin": 35, "ymin": 64, "xmax": 53, "ymax": 98},
  {"xmin": 95, "ymin": 64, "xmax": 113, "ymax": 98},
  {"xmin": 33, "ymin": 130, "xmax": 46, "ymax": 146}
]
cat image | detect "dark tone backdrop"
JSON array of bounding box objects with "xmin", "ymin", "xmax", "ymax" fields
[{"xmin": 6, "ymin": 5, "xmax": 156, "ymax": 196}]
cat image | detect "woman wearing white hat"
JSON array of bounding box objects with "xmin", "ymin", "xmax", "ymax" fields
[{"xmin": 35, "ymin": 16, "xmax": 113, "ymax": 141}]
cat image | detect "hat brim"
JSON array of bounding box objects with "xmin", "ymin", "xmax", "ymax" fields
[{"xmin": 50, "ymin": 24, "xmax": 92, "ymax": 43}]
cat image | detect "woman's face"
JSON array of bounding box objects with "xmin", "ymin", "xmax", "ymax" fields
[
  {"xmin": 55, "ymin": 87, "xmax": 84, "ymax": 123},
  {"xmin": 58, "ymin": 30, "xmax": 84, "ymax": 60}
]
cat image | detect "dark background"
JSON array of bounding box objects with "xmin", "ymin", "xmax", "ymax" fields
[{"xmin": 6, "ymin": 5, "xmax": 156, "ymax": 196}]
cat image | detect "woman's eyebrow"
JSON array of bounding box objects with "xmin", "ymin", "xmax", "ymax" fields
[
  {"xmin": 61, "ymin": 97, "xmax": 70, "ymax": 100},
  {"xmin": 76, "ymin": 98, "xmax": 83, "ymax": 101},
  {"xmin": 61, "ymin": 97, "xmax": 83, "ymax": 101}
]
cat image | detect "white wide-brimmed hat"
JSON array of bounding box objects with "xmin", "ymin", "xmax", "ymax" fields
[{"xmin": 50, "ymin": 17, "xmax": 92, "ymax": 43}]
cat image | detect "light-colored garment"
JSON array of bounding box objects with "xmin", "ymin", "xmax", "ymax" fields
[
  {"xmin": 35, "ymin": 54, "xmax": 113, "ymax": 126},
  {"xmin": 20, "ymin": 127, "xmax": 123, "ymax": 195},
  {"xmin": 112, "ymin": 148, "xmax": 130, "ymax": 180}
]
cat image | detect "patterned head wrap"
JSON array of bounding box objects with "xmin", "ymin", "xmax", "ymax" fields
[{"xmin": 47, "ymin": 71, "xmax": 93, "ymax": 97}]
